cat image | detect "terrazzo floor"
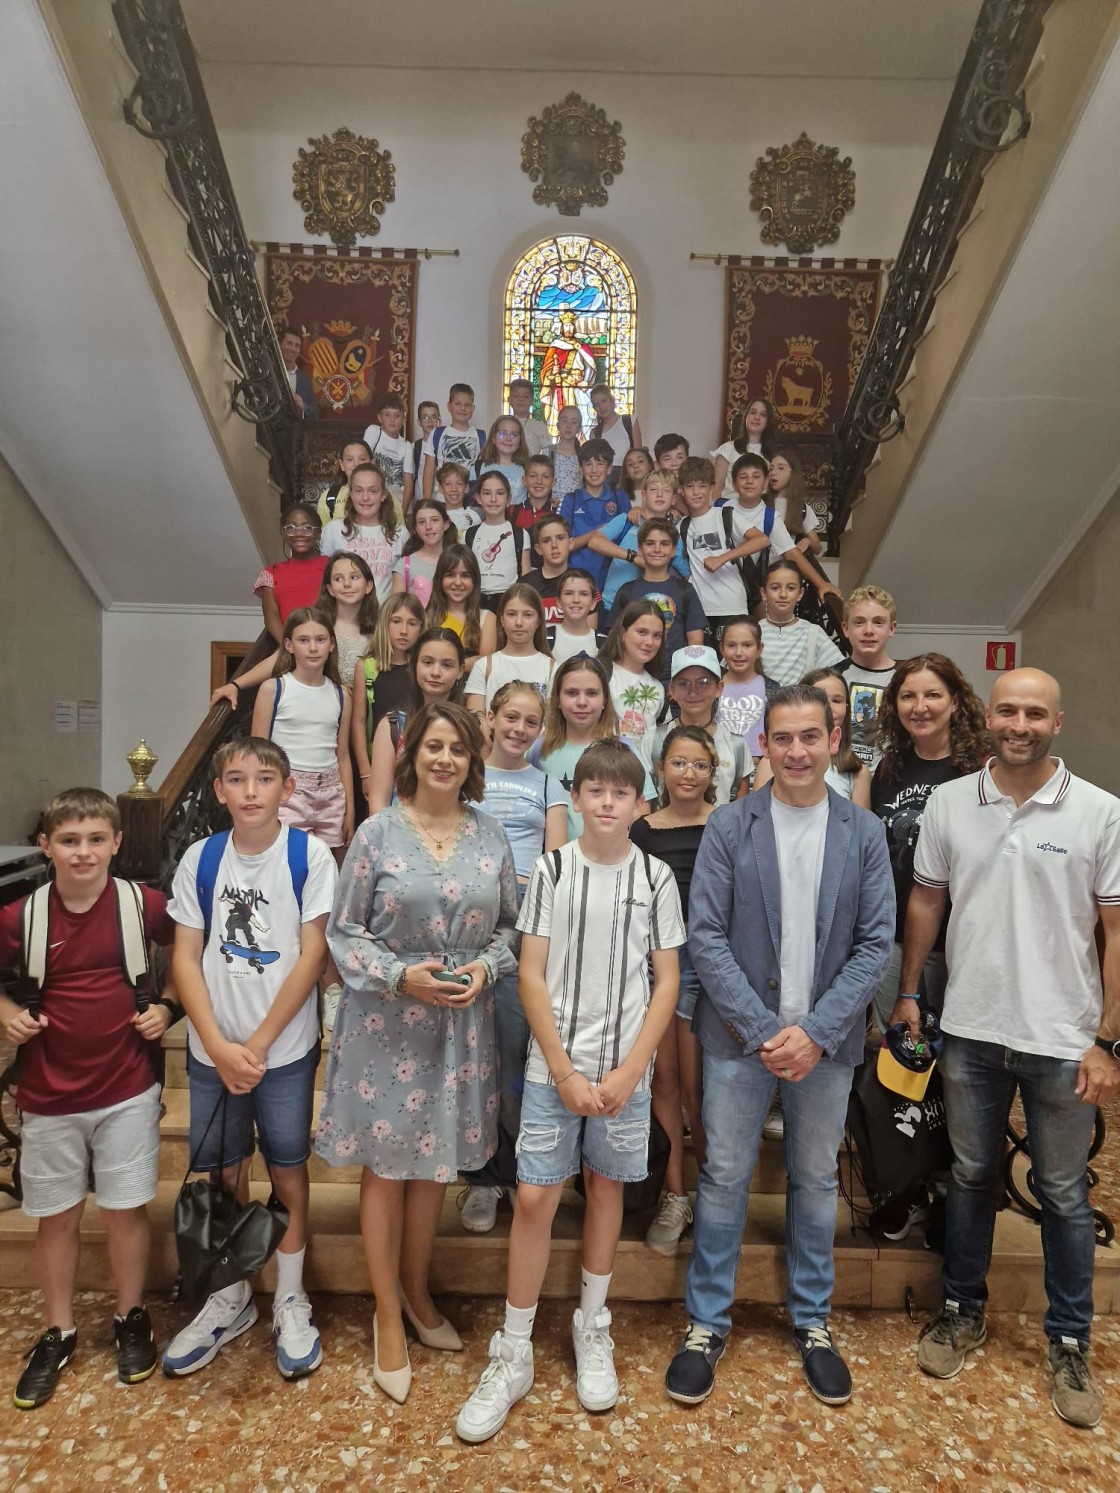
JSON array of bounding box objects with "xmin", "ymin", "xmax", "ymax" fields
[{"xmin": 1, "ymin": 1290, "xmax": 1119, "ymax": 1493}]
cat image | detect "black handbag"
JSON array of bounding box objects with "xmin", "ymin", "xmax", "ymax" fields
[
  {"xmin": 173, "ymin": 1089, "xmax": 290, "ymax": 1301},
  {"xmin": 846, "ymin": 1044, "xmax": 952, "ymax": 1204}
]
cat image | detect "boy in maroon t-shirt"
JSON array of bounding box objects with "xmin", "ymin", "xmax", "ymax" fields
[{"xmin": 0, "ymin": 789, "xmax": 177, "ymax": 1409}]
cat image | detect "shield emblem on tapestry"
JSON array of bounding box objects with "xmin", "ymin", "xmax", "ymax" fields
[{"xmin": 765, "ymin": 335, "xmax": 833, "ymax": 431}]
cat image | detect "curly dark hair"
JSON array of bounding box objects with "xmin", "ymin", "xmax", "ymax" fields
[
  {"xmin": 393, "ymin": 701, "xmax": 486, "ymax": 804},
  {"xmin": 876, "ymin": 653, "xmax": 989, "ymax": 781}
]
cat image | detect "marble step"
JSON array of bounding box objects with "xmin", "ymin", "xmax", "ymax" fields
[{"xmin": 1, "ymin": 1181, "xmax": 1114, "ymax": 1316}]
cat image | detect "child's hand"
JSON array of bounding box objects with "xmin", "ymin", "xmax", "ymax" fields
[
  {"xmin": 343, "ymin": 808, "xmax": 355, "ymax": 844},
  {"xmin": 557, "ymin": 1071, "xmax": 604, "ymax": 1117},
  {"xmin": 815, "ymin": 580, "xmax": 843, "ymax": 603},
  {"xmin": 210, "ymin": 683, "xmax": 239, "ymax": 709},
  {"xmin": 214, "ymin": 1040, "xmax": 267, "ymax": 1095},
  {"xmin": 595, "ymin": 1065, "xmax": 640, "ymax": 1116},
  {"xmin": 132, "ymin": 1002, "xmax": 172, "ymax": 1042},
  {"xmin": 4, "ymin": 1008, "xmax": 46, "ymax": 1047},
  {"xmin": 703, "ymin": 554, "xmax": 727, "ymax": 573}
]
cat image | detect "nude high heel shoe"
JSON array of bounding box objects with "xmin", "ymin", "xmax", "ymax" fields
[
  {"xmin": 400, "ymin": 1290, "xmax": 464, "ymax": 1352},
  {"xmin": 372, "ymin": 1316, "xmax": 412, "ymax": 1403}
]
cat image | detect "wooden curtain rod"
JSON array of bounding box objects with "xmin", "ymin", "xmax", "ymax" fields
[
  {"xmin": 690, "ymin": 253, "xmax": 893, "ymax": 269},
  {"xmin": 253, "ymin": 242, "xmax": 460, "ymax": 260}
]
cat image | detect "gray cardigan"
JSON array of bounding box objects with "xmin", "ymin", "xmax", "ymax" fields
[{"xmin": 689, "ymin": 785, "xmax": 895, "ymax": 1068}]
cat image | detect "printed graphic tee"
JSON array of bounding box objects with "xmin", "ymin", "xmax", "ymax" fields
[{"xmin": 839, "ymin": 659, "xmax": 896, "ymax": 770}]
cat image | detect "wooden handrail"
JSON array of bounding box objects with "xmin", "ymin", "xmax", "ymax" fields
[{"xmin": 117, "ymin": 630, "xmax": 274, "ymax": 881}]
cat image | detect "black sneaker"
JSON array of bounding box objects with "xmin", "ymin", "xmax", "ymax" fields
[
  {"xmin": 115, "ymin": 1307, "xmax": 158, "ymax": 1385},
  {"xmin": 793, "ymin": 1326, "xmax": 852, "ymax": 1405},
  {"xmin": 665, "ymin": 1323, "xmax": 726, "ymax": 1404},
  {"xmin": 12, "ymin": 1327, "xmax": 77, "ymax": 1410}
]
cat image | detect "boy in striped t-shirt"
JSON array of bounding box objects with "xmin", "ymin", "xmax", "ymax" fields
[{"xmin": 456, "ymin": 740, "xmax": 684, "ymax": 1444}]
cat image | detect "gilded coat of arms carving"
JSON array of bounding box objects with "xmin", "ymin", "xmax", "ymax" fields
[
  {"xmin": 763, "ymin": 334, "xmax": 833, "ymax": 432},
  {"xmin": 750, "ymin": 134, "xmax": 855, "ymax": 255},
  {"xmin": 521, "ymin": 94, "xmax": 625, "ymax": 217},
  {"xmin": 292, "ymin": 127, "xmax": 396, "ymax": 250}
]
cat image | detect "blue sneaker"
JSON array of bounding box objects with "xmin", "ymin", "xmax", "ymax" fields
[
  {"xmin": 161, "ymin": 1289, "xmax": 258, "ymax": 1376},
  {"xmin": 273, "ymin": 1291, "xmax": 322, "ymax": 1380}
]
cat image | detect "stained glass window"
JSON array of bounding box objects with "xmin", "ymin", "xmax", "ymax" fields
[{"xmin": 503, "ymin": 234, "xmax": 637, "ymax": 439}]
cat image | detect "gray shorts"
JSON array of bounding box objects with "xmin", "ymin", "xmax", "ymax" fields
[{"xmin": 19, "ymin": 1082, "xmax": 162, "ymax": 1218}]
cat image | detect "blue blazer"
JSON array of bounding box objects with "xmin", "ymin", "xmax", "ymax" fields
[{"xmin": 690, "ymin": 785, "xmax": 895, "ymax": 1068}]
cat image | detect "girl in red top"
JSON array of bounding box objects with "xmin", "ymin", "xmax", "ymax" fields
[{"xmin": 252, "ymin": 504, "xmax": 329, "ymax": 643}]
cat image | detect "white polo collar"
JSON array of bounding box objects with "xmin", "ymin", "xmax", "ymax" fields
[{"xmin": 977, "ymin": 757, "xmax": 1071, "ymax": 808}]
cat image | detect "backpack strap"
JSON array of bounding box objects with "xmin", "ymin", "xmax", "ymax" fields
[
  {"xmin": 432, "ymin": 426, "xmax": 445, "ymax": 463},
  {"xmin": 464, "ymin": 523, "xmax": 480, "ymax": 552},
  {"xmin": 112, "ymin": 878, "xmax": 152, "ymax": 1009},
  {"xmin": 19, "ymin": 884, "xmax": 52, "ymax": 997},
  {"xmin": 268, "ymin": 676, "xmax": 284, "ymax": 739},
  {"xmin": 389, "ymin": 710, "xmax": 406, "ymax": 754},
  {"xmin": 197, "ymin": 830, "xmax": 231, "ymax": 942},
  {"xmin": 621, "ymin": 414, "xmax": 633, "ymax": 443},
  {"xmin": 721, "ymin": 507, "xmax": 736, "ymax": 548},
  {"xmin": 763, "ymin": 505, "xmax": 776, "ymax": 537},
  {"xmin": 403, "ymin": 554, "xmax": 410, "ymax": 591},
  {"xmin": 285, "ymin": 827, "xmax": 309, "ymax": 914},
  {"xmin": 335, "ymin": 681, "xmax": 344, "ymax": 726},
  {"xmin": 510, "ymin": 523, "xmax": 525, "ymax": 564}
]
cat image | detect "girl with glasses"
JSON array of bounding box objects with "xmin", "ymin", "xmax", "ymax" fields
[{"xmin": 251, "ymin": 504, "xmax": 327, "ymax": 644}]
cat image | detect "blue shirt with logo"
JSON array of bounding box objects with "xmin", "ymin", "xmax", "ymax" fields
[{"xmin": 558, "ymin": 485, "xmax": 622, "ymax": 590}]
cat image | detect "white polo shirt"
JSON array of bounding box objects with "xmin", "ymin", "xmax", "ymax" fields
[{"xmin": 913, "ymin": 759, "xmax": 1120, "ymax": 1061}]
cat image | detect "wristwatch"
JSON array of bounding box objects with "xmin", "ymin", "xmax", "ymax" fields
[{"xmin": 1094, "ymin": 1037, "xmax": 1120, "ymax": 1060}]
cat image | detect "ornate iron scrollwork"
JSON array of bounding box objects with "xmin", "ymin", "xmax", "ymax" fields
[
  {"xmin": 829, "ymin": 0, "xmax": 1049, "ymax": 549},
  {"xmin": 113, "ymin": 0, "xmax": 301, "ymax": 507}
]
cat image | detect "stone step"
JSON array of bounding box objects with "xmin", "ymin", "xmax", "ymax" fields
[{"xmin": 1, "ymin": 1181, "xmax": 1113, "ymax": 1316}]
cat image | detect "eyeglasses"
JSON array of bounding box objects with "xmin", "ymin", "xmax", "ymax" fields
[
  {"xmin": 496, "ymin": 429, "xmax": 520, "ymax": 439},
  {"xmin": 672, "ymin": 677, "xmax": 717, "ymax": 693},
  {"xmin": 665, "ymin": 757, "xmax": 713, "ymax": 776},
  {"xmin": 282, "ymin": 524, "xmax": 317, "ymax": 535}
]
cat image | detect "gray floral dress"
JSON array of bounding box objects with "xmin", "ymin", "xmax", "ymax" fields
[{"xmin": 316, "ymin": 804, "xmax": 519, "ymax": 1181}]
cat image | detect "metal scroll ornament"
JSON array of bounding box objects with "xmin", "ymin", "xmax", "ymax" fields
[
  {"xmin": 292, "ymin": 127, "xmax": 396, "ymax": 250},
  {"xmin": 750, "ymin": 134, "xmax": 855, "ymax": 255},
  {"xmin": 521, "ymin": 94, "xmax": 625, "ymax": 217}
]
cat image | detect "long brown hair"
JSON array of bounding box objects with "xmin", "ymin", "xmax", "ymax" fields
[
  {"xmin": 732, "ymin": 396, "xmax": 777, "ymax": 458},
  {"xmin": 876, "ymin": 653, "xmax": 989, "ymax": 782},
  {"xmin": 478, "ymin": 415, "xmax": 530, "ymax": 471},
  {"xmin": 599, "ymin": 599, "xmax": 667, "ymax": 682},
  {"xmin": 426, "ymin": 544, "xmax": 484, "ymax": 656},
  {"xmin": 771, "ymin": 448, "xmax": 811, "ymax": 538},
  {"xmin": 316, "ymin": 552, "xmax": 379, "ymax": 635},
  {"xmin": 496, "ymin": 583, "xmax": 550, "ymax": 655},
  {"xmin": 343, "ymin": 462, "xmax": 399, "ymax": 542},
  {"xmin": 273, "ymin": 605, "xmax": 341, "ymax": 686},
  {"xmin": 541, "ymin": 656, "xmax": 618, "ymax": 756},
  {"xmin": 802, "ymin": 667, "xmax": 862, "ymax": 777}
]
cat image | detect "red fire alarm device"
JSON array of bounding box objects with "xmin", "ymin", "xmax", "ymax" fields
[{"xmin": 985, "ymin": 641, "xmax": 1016, "ymax": 671}]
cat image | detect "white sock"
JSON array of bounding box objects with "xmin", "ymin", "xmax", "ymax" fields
[
  {"xmin": 503, "ymin": 1301, "xmax": 537, "ymax": 1344},
  {"xmin": 580, "ymin": 1269, "xmax": 611, "ymax": 1319},
  {"xmin": 274, "ymin": 1246, "xmax": 306, "ymax": 1301},
  {"xmin": 210, "ymin": 1279, "xmax": 251, "ymax": 1316},
  {"xmin": 57, "ymin": 1326, "xmax": 76, "ymax": 1340}
]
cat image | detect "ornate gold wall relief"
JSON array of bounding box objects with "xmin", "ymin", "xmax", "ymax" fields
[
  {"xmin": 749, "ymin": 134, "xmax": 855, "ymax": 255},
  {"xmin": 292, "ymin": 128, "xmax": 396, "ymax": 250},
  {"xmin": 521, "ymin": 94, "xmax": 625, "ymax": 217}
]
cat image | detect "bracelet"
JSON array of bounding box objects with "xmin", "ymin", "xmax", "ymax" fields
[{"xmin": 557, "ymin": 1070, "xmax": 578, "ymax": 1086}]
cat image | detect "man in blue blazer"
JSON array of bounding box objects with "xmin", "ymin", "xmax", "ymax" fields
[{"xmin": 665, "ymin": 683, "xmax": 894, "ymax": 1408}]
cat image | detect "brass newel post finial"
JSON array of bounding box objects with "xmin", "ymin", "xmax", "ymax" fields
[{"xmin": 125, "ymin": 739, "xmax": 159, "ymax": 796}]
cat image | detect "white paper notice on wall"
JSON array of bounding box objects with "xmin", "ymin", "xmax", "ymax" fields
[
  {"xmin": 77, "ymin": 699, "xmax": 101, "ymax": 732},
  {"xmin": 55, "ymin": 700, "xmax": 77, "ymax": 732}
]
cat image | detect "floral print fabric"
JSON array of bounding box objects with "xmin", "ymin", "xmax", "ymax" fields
[{"xmin": 316, "ymin": 804, "xmax": 519, "ymax": 1180}]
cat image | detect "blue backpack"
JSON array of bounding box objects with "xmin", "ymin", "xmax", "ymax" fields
[{"xmin": 196, "ymin": 828, "xmax": 310, "ymax": 940}]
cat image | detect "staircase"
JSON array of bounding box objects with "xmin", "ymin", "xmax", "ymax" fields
[{"xmin": 2, "ymin": 1022, "xmax": 1116, "ymax": 1315}]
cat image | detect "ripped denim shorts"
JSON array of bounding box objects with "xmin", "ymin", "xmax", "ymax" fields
[{"xmin": 515, "ymin": 1079, "xmax": 651, "ymax": 1186}]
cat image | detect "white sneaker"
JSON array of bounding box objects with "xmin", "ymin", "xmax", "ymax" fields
[
  {"xmin": 272, "ymin": 1290, "xmax": 323, "ymax": 1379},
  {"xmin": 644, "ymin": 1192, "xmax": 693, "ymax": 1257},
  {"xmin": 455, "ymin": 1332, "xmax": 534, "ymax": 1443},
  {"xmin": 161, "ymin": 1284, "xmax": 257, "ymax": 1376},
  {"xmin": 460, "ymin": 1185, "xmax": 503, "ymax": 1233},
  {"xmin": 762, "ymin": 1099, "xmax": 784, "ymax": 1143},
  {"xmin": 322, "ymin": 982, "xmax": 343, "ymax": 1033},
  {"xmin": 572, "ymin": 1307, "xmax": 618, "ymax": 1412}
]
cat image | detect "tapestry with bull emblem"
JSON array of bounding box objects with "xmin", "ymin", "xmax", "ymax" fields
[{"xmin": 720, "ymin": 259, "xmax": 882, "ymax": 523}]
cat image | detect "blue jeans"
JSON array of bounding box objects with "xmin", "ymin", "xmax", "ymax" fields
[
  {"xmin": 686, "ymin": 1049, "xmax": 855, "ymax": 1334},
  {"xmin": 460, "ymin": 968, "xmax": 529, "ymax": 1189},
  {"xmin": 939, "ymin": 1034, "xmax": 1097, "ymax": 1343},
  {"xmin": 187, "ymin": 1044, "xmax": 319, "ymax": 1169}
]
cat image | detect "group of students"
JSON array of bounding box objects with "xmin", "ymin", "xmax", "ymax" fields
[{"xmin": 3, "ymin": 381, "xmax": 1115, "ymax": 1442}]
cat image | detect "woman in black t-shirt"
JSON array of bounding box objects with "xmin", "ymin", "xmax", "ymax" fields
[
  {"xmin": 870, "ymin": 653, "xmax": 988, "ymax": 1033},
  {"xmin": 630, "ymin": 725, "xmax": 716, "ymax": 1258}
]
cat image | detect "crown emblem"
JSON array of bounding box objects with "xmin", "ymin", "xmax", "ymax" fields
[
  {"xmin": 786, "ymin": 334, "xmax": 818, "ymax": 361},
  {"xmin": 323, "ymin": 319, "xmax": 357, "ymax": 338}
]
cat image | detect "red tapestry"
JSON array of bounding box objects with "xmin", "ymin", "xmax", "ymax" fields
[
  {"xmin": 264, "ymin": 245, "xmax": 419, "ymax": 426},
  {"xmin": 721, "ymin": 259, "xmax": 882, "ymax": 441}
]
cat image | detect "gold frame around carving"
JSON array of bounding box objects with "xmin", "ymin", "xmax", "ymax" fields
[
  {"xmin": 521, "ymin": 93, "xmax": 625, "ymax": 217},
  {"xmin": 749, "ymin": 134, "xmax": 856, "ymax": 255},
  {"xmin": 292, "ymin": 127, "xmax": 396, "ymax": 251}
]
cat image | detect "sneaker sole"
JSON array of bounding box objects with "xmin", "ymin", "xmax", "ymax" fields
[
  {"xmin": 803, "ymin": 1379, "xmax": 852, "ymax": 1406},
  {"xmin": 13, "ymin": 1347, "xmax": 75, "ymax": 1409},
  {"xmin": 460, "ymin": 1216, "xmax": 499, "ymax": 1234},
  {"xmin": 455, "ymin": 1371, "xmax": 534, "ymax": 1443},
  {"xmin": 917, "ymin": 1323, "xmax": 987, "ymax": 1380},
  {"xmin": 1052, "ymin": 1390, "xmax": 1102, "ymax": 1430},
  {"xmin": 119, "ymin": 1359, "xmax": 158, "ymax": 1385},
  {"xmin": 577, "ymin": 1384, "xmax": 619, "ymax": 1412},
  {"xmin": 277, "ymin": 1342, "xmax": 324, "ymax": 1381},
  {"xmin": 162, "ymin": 1303, "xmax": 259, "ymax": 1377},
  {"xmin": 665, "ymin": 1379, "xmax": 715, "ymax": 1406},
  {"xmin": 644, "ymin": 1235, "xmax": 684, "ymax": 1258}
]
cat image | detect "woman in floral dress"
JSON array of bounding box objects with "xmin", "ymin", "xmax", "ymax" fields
[{"xmin": 317, "ymin": 701, "xmax": 519, "ymax": 1401}]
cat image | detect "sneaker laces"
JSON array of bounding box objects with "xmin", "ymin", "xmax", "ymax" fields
[
  {"xmin": 472, "ymin": 1333, "xmax": 524, "ymax": 1407},
  {"xmin": 1053, "ymin": 1343, "xmax": 1092, "ymax": 1392},
  {"xmin": 273, "ymin": 1292, "xmax": 313, "ymax": 1337},
  {"xmin": 25, "ymin": 1329, "xmax": 70, "ymax": 1365},
  {"xmin": 655, "ymin": 1194, "xmax": 692, "ymax": 1230},
  {"xmin": 924, "ymin": 1306, "xmax": 971, "ymax": 1347},
  {"xmin": 682, "ymin": 1323, "xmax": 717, "ymax": 1355},
  {"xmin": 800, "ymin": 1327, "xmax": 834, "ymax": 1354},
  {"xmin": 186, "ymin": 1289, "xmax": 247, "ymax": 1340},
  {"xmin": 576, "ymin": 1312, "xmax": 614, "ymax": 1371}
]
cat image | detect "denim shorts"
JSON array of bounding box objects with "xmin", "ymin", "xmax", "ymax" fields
[
  {"xmin": 188, "ymin": 1044, "xmax": 319, "ymax": 1170},
  {"xmin": 516, "ymin": 1078, "xmax": 651, "ymax": 1186}
]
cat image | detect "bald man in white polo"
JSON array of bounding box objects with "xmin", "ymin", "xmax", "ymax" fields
[{"xmin": 892, "ymin": 668, "xmax": 1120, "ymax": 1429}]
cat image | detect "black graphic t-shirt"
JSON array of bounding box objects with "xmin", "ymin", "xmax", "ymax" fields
[
  {"xmin": 839, "ymin": 660, "xmax": 897, "ymax": 770},
  {"xmin": 871, "ymin": 753, "xmax": 961, "ymax": 946}
]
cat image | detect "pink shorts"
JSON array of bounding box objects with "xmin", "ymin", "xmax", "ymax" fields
[{"xmin": 279, "ymin": 766, "xmax": 346, "ymax": 848}]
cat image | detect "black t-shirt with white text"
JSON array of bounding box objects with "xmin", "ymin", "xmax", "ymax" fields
[{"xmin": 871, "ymin": 752, "xmax": 961, "ymax": 946}]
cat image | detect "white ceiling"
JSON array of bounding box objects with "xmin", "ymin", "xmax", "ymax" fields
[
  {"xmin": 868, "ymin": 33, "xmax": 1120, "ymax": 628},
  {"xmin": 0, "ymin": 0, "xmax": 262, "ymax": 608},
  {"xmin": 182, "ymin": 0, "xmax": 981, "ymax": 78}
]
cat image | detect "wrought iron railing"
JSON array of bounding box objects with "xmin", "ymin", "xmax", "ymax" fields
[
  {"xmin": 829, "ymin": 0, "xmax": 1050, "ymax": 548},
  {"xmin": 113, "ymin": 0, "xmax": 301, "ymax": 505}
]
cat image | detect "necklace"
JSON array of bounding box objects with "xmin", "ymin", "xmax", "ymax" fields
[{"xmin": 408, "ymin": 805, "xmax": 465, "ymax": 853}]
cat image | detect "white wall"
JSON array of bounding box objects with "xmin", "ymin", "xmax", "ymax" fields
[
  {"xmin": 101, "ymin": 606, "xmax": 259, "ymax": 793},
  {"xmin": 203, "ymin": 62, "xmax": 950, "ymax": 449},
  {"xmin": 893, "ymin": 625, "xmax": 1021, "ymax": 705}
]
